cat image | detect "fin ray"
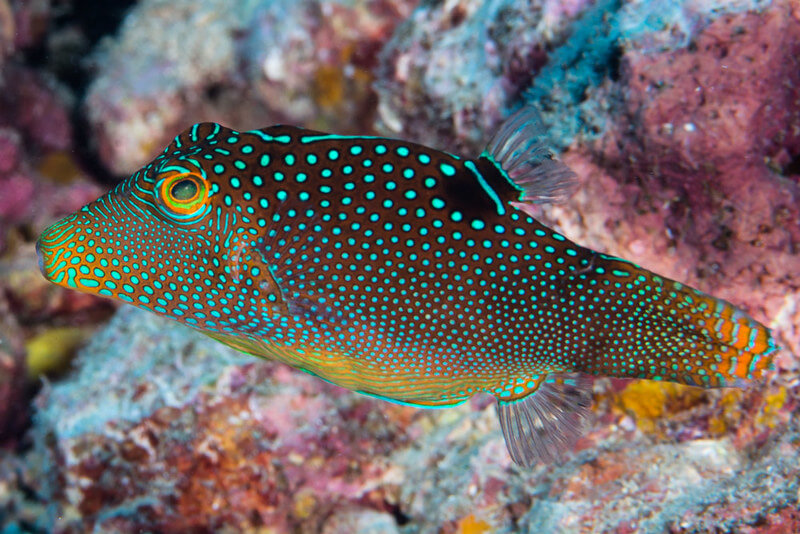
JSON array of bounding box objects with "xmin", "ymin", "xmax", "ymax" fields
[
  {"xmin": 496, "ymin": 373, "xmax": 593, "ymax": 467},
  {"xmin": 484, "ymin": 106, "xmax": 578, "ymax": 204}
]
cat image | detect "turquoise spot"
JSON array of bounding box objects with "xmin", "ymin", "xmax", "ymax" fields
[
  {"xmin": 234, "ymin": 160, "xmax": 246, "ymax": 170},
  {"xmin": 350, "ymin": 145, "xmax": 363, "ymax": 155},
  {"xmin": 213, "ymin": 164, "xmax": 225, "ymax": 174},
  {"xmin": 306, "ymin": 153, "xmax": 318, "ymax": 164},
  {"xmin": 431, "ymin": 197, "xmax": 445, "ymax": 209},
  {"xmin": 450, "ymin": 211, "xmax": 463, "ymax": 222},
  {"xmin": 440, "ymin": 163, "xmax": 456, "ymax": 176},
  {"xmin": 375, "ymin": 144, "xmax": 387, "ymax": 154},
  {"xmin": 328, "ymin": 149, "xmax": 339, "ymax": 161},
  {"xmin": 397, "ymin": 146, "xmax": 410, "ymax": 157},
  {"xmin": 424, "ymin": 177, "xmax": 436, "ymax": 188},
  {"xmin": 241, "ymin": 145, "xmax": 254, "ymax": 154},
  {"xmin": 403, "ymin": 168, "xmax": 414, "ymax": 179},
  {"xmin": 471, "ymin": 220, "xmax": 486, "ymax": 230},
  {"xmin": 260, "ymin": 154, "xmax": 270, "ymax": 166},
  {"xmin": 418, "ymin": 154, "xmax": 431, "ymax": 164},
  {"xmin": 285, "ymin": 154, "xmax": 295, "ymax": 165}
]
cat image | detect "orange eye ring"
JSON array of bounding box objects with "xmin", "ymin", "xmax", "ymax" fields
[{"xmin": 156, "ymin": 171, "xmax": 210, "ymax": 220}]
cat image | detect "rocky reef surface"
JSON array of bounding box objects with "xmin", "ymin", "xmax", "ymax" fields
[{"xmin": 1, "ymin": 0, "xmax": 798, "ymax": 532}]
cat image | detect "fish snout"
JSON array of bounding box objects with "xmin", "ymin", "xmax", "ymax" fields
[
  {"xmin": 35, "ymin": 238, "xmax": 46, "ymax": 277},
  {"xmin": 36, "ymin": 212, "xmax": 82, "ymax": 285}
]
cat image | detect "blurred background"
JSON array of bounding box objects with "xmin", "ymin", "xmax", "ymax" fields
[{"xmin": 0, "ymin": 0, "xmax": 798, "ymax": 532}]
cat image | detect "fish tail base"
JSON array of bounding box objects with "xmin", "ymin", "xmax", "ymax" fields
[{"xmin": 567, "ymin": 255, "xmax": 779, "ymax": 389}]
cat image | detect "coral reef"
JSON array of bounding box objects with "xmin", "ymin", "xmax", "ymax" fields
[
  {"xmin": 86, "ymin": 0, "xmax": 416, "ymax": 175},
  {"xmin": 374, "ymin": 0, "xmax": 595, "ymax": 154},
  {"xmin": 1, "ymin": 0, "xmax": 798, "ymax": 531},
  {"xmin": 21, "ymin": 308, "xmax": 412, "ymax": 531},
  {"xmin": 0, "ymin": 0, "xmax": 117, "ymax": 449},
  {"xmin": 7, "ymin": 308, "xmax": 798, "ymax": 532},
  {"xmin": 0, "ymin": 292, "xmax": 28, "ymax": 444},
  {"xmin": 551, "ymin": 3, "xmax": 800, "ymax": 360}
]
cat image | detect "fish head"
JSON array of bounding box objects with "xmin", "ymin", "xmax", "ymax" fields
[{"xmin": 36, "ymin": 122, "xmax": 269, "ymax": 328}]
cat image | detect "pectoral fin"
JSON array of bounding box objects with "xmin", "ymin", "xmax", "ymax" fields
[{"xmin": 496, "ymin": 373, "xmax": 593, "ymax": 467}]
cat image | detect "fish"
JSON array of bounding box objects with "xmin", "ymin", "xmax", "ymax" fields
[{"xmin": 36, "ymin": 107, "xmax": 778, "ymax": 467}]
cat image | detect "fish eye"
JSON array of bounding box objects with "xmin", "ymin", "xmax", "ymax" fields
[
  {"xmin": 156, "ymin": 171, "xmax": 209, "ymax": 220},
  {"xmin": 170, "ymin": 178, "xmax": 200, "ymax": 201}
]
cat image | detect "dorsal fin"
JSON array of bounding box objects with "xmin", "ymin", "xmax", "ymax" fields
[{"xmin": 482, "ymin": 106, "xmax": 578, "ymax": 204}]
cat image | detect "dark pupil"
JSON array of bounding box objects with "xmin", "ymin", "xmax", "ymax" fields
[{"xmin": 171, "ymin": 179, "xmax": 198, "ymax": 201}]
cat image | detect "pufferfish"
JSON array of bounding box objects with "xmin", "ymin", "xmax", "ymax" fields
[{"xmin": 37, "ymin": 107, "xmax": 777, "ymax": 466}]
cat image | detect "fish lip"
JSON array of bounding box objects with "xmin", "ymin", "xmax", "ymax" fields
[{"xmin": 35, "ymin": 238, "xmax": 46, "ymax": 278}]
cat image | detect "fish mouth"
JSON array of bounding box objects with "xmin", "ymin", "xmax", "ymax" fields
[{"xmin": 35, "ymin": 238, "xmax": 46, "ymax": 278}]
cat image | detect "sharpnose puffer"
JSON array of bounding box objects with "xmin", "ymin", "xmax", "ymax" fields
[{"xmin": 37, "ymin": 107, "xmax": 777, "ymax": 466}]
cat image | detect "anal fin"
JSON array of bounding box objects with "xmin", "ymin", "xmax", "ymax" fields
[{"xmin": 496, "ymin": 373, "xmax": 593, "ymax": 467}]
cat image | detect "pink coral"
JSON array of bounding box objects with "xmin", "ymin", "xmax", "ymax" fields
[{"xmin": 590, "ymin": 5, "xmax": 800, "ymax": 356}]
